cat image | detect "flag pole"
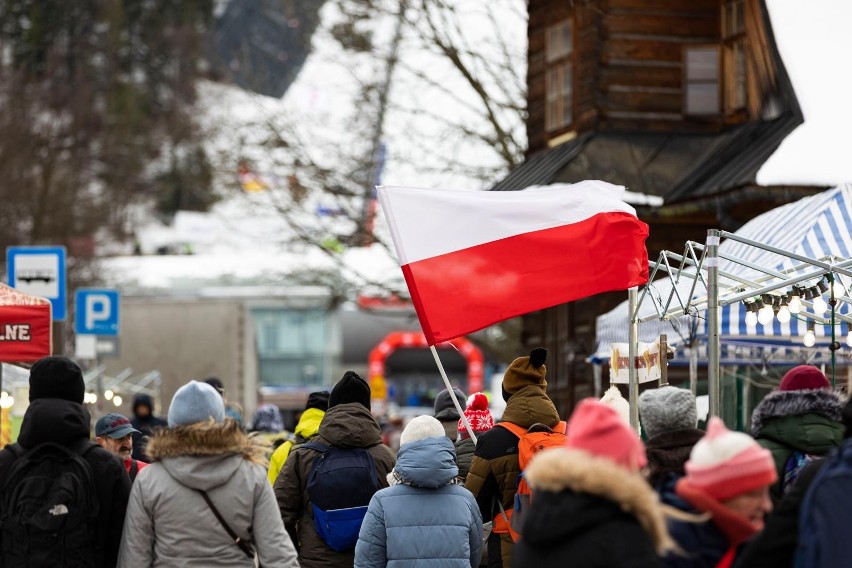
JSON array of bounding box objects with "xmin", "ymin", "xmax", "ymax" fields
[{"xmin": 430, "ymin": 345, "xmax": 477, "ymax": 444}]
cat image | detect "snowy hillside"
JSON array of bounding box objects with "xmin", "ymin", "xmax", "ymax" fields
[{"xmin": 102, "ymin": 1, "xmax": 527, "ymax": 294}]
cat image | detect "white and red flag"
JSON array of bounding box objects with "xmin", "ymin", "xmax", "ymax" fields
[{"xmin": 378, "ymin": 181, "xmax": 649, "ymax": 344}]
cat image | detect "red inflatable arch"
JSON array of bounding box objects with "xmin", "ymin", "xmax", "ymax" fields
[{"xmin": 368, "ymin": 331, "xmax": 484, "ymax": 394}]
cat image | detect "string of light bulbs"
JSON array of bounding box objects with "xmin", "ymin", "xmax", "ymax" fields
[{"xmin": 740, "ymin": 275, "xmax": 851, "ymax": 347}]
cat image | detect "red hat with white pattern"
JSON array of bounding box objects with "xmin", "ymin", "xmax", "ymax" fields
[{"xmin": 458, "ymin": 393, "xmax": 494, "ymax": 439}]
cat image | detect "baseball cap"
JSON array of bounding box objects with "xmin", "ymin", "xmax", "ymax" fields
[{"xmin": 95, "ymin": 413, "xmax": 140, "ymax": 439}]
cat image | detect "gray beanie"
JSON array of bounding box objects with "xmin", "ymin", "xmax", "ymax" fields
[
  {"xmin": 434, "ymin": 387, "xmax": 465, "ymax": 421},
  {"xmin": 168, "ymin": 380, "xmax": 226, "ymax": 427},
  {"xmin": 638, "ymin": 386, "xmax": 697, "ymax": 439}
]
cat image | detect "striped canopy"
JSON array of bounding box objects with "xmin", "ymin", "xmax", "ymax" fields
[{"xmin": 594, "ymin": 184, "xmax": 852, "ymax": 360}]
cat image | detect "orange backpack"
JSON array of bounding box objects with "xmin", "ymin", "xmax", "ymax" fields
[{"xmin": 492, "ymin": 420, "xmax": 568, "ymax": 542}]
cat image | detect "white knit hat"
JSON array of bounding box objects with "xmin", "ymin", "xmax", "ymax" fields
[
  {"xmin": 400, "ymin": 415, "xmax": 446, "ymax": 446},
  {"xmin": 600, "ymin": 386, "xmax": 631, "ymax": 426}
]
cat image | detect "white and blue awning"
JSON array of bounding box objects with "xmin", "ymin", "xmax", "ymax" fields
[{"xmin": 595, "ymin": 184, "xmax": 852, "ymax": 361}]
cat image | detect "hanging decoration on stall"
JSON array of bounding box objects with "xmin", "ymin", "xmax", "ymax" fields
[{"xmin": 609, "ymin": 339, "xmax": 669, "ymax": 384}]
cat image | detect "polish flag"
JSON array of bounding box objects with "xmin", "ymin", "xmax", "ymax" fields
[{"xmin": 378, "ymin": 181, "xmax": 649, "ymax": 344}]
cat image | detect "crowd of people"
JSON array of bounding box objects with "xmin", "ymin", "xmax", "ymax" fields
[{"xmin": 0, "ymin": 353, "xmax": 850, "ymax": 567}]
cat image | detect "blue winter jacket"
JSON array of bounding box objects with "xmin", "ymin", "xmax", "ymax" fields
[{"xmin": 354, "ymin": 435, "xmax": 483, "ymax": 567}]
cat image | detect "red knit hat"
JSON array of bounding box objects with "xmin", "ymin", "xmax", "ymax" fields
[
  {"xmin": 684, "ymin": 417, "xmax": 777, "ymax": 501},
  {"xmin": 779, "ymin": 365, "xmax": 831, "ymax": 391},
  {"xmin": 565, "ymin": 399, "xmax": 647, "ymax": 472},
  {"xmin": 458, "ymin": 393, "xmax": 494, "ymax": 439}
]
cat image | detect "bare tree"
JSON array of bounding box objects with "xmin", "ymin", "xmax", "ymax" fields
[{"xmin": 199, "ymin": 0, "xmax": 527, "ymax": 354}]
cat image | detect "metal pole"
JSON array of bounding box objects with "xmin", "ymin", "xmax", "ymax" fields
[
  {"xmin": 707, "ymin": 230, "xmax": 721, "ymax": 419},
  {"xmin": 593, "ymin": 363, "xmax": 602, "ymax": 397},
  {"xmin": 689, "ymin": 342, "xmax": 698, "ymax": 395},
  {"xmin": 830, "ymin": 272, "xmax": 837, "ymax": 387},
  {"xmin": 628, "ymin": 287, "xmax": 639, "ymax": 432}
]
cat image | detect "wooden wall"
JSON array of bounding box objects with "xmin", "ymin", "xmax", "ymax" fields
[{"xmin": 527, "ymin": 0, "xmax": 778, "ymax": 154}]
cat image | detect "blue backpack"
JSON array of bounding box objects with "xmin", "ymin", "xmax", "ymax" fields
[
  {"xmin": 302, "ymin": 442, "xmax": 382, "ymax": 552},
  {"xmin": 795, "ymin": 440, "xmax": 852, "ymax": 567}
]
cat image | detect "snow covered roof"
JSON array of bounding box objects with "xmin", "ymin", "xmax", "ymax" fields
[{"xmin": 757, "ymin": 1, "xmax": 852, "ymax": 186}]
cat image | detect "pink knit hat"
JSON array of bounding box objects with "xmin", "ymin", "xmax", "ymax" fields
[
  {"xmin": 779, "ymin": 365, "xmax": 831, "ymax": 391},
  {"xmin": 565, "ymin": 399, "xmax": 647, "ymax": 472},
  {"xmin": 684, "ymin": 417, "xmax": 777, "ymax": 501},
  {"xmin": 458, "ymin": 393, "xmax": 494, "ymax": 439}
]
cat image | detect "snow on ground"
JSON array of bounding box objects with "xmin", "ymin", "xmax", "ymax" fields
[{"xmin": 757, "ymin": 0, "xmax": 852, "ymax": 186}]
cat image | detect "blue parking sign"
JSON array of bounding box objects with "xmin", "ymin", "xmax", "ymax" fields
[{"xmin": 75, "ymin": 289, "xmax": 120, "ymax": 336}]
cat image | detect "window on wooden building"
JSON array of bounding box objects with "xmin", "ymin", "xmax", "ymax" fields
[
  {"xmin": 545, "ymin": 19, "xmax": 572, "ymax": 131},
  {"xmin": 684, "ymin": 47, "xmax": 720, "ymax": 115},
  {"xmin": 722, "ymin": 0, "xmax": 747, "ymax": 113}
]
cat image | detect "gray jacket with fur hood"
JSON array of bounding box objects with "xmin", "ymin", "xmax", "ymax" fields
[{"xmin": 118, "ymin": 419, "xmax": 299, "ymax": 568}]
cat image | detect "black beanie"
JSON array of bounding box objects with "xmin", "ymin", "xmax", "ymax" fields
[
  {"xmin": 305, "ymin": 391, "xmax": 330, "ymax": 412},
  {"xmin": 29, "ymin": 356, "xmax": 85, "ymax": 404},
  {"xmin": 329, "ymin": 371, "xmax": 371, "ymax": 410}
]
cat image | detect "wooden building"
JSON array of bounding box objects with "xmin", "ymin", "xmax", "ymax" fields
[{"xmin": 492, "ymin": 0, "xmax": 827, "ymax": 415}]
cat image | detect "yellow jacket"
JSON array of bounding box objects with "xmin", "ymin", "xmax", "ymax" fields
[{"xmin": 267, "ymin": 407, "xmax": 325, "ymax": 485}]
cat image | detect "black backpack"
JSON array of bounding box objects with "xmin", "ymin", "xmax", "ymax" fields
[{"xmin": 0, "ymin": 440, "xmax": 100, "ymax": 567}]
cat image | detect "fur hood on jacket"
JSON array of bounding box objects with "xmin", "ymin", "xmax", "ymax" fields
[
  {"xmin": 146, "ymin": 418, "xmax": 270, "ymax": 466},
  {"xmin": 524, "ymin": 447, "xmax": 674, "ymax": 554},
  {"xmin": 751, "ymin": 388, "xmax": 845, "ymax": 438}
]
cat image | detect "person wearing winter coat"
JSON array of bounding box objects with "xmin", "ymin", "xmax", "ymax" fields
[
  {"xmin": 465, "ymin": 348, "xmax": 561, "ymax": 568},
  {"xmin": 639, "ymin": 386, "xmax": 704, "ymax": 489},
  {"xmin": 0, "ymin": 356, "xmax": 131, "ymax": 568},
  {"xmin": 662, "ymin": 417, "xmax": 777, "ymax": 568},
  {"xmin": 434, "ymin": 386, "xmax": 467, "ymax": 441},
  {"xmin": 130, "ymin": 392, "xmax": 168, "ymax": 461},
  {"xmin": 268, "ymin": 391, "xmax": 329, "ymax": 485},
  {"xmin": 274, "ymin": 371, "xmax": 397, "ymax": 568},
  {"xmin": 514, "ymin": 399, "xmax": 673, "ymax": 568},
  {"xmin": 455, "ymin": 392, "xmax": 494, "ymax": 482},
  {"xmin": 118, "ymin": 381, "xmax": 298, "ymax": 568},
  {"xmin": 731, "ymin": 396, "xmax": 852, "ymax": 568},
  {"xmin": 355, "ymin": 415, "xmax": 483, "ymax": 567},
  {"xmin": 750, "ymin": 365, "xmax": 844, "ymax": 502}
]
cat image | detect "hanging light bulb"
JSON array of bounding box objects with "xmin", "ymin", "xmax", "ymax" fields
[
  {"xmin": 832, "ymin": 277, "xmax": 846, "ymax": 298},
  {"xmin": 113, "ymin": 395, "xmax": 123, "ymax": 407},
  {"xmin": 847, "ymin": 330, "xmax": 852, "ymax": 348},
  {"xmin": 813, "ymin": 295, "xmax": 828, "ymax": 314},
  {"xmin": 803, "ymin": 327, "xmax": 816, "ymax": 347},
  {"xmin": 745, "ymin": 310, "xmax": 758, "ymax": 327},
  {"xmin": 777, "ymin": 305, "xmax": 791, "ymax": 323},
  {"xmin": 758, "ymin": 303, "xmax": 774, "ymax": 325},
  {"xmin": 788, "ymin": 291, "xmax": 802, "ymax": 314},
  {"xmin": 104, "ymin": 389, "xmax": 114, "ymax": 401}
]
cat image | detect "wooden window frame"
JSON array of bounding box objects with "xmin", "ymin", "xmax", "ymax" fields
[
  {"xmin": 545, "ymin": 18, "xmax": 573, "ymax": 133},
  {"xmin": 722, "ymin": 0, "xmax": 748, "ymax": 115},
  {"xmin": 683, "ymin": 45, "xmax": 721, "ymax": 116}
]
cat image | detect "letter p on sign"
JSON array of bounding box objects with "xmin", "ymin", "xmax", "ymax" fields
[
  {"xmin": 86, "ymin": 295, "xmax": 110, "ymax": 330},
  {"xmin": 75, "ymin": 289, "xmax": 120, "ymax": 336}
]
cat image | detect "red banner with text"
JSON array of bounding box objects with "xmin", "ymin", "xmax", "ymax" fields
[{"xmin": 0, "ymin": 304, "xmax": 52, "ymax": 362}]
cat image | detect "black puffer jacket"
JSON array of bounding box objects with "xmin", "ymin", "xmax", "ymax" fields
[
  {"xmin": 455, "ymin": 437, "xmax": 475, "ymax": 481},
  {"xmin": 0, "ymin": 398, "xmax": 132, "ymax": 567},
  {"xmin": 514, "ymin": 448, "xmax": 671, "ymax": 568}
]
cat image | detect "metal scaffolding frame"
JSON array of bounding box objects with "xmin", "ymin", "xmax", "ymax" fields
[{"xmin": 628, "ymin": 229, "xmax": 852, "ymax": 427}]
